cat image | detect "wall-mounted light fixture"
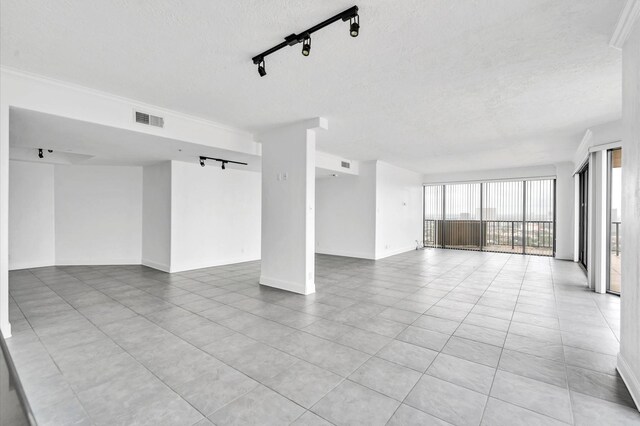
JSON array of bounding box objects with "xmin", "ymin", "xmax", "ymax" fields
[
  {"xmin": 199, "ymin": 156, "xmax": 248, "ymax": 170},
  {"xmin": 251, "ymin": 5, "xmax": 359, "ymax": 77}
]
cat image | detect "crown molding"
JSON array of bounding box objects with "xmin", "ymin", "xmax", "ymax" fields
[{"xmin": 610, "ymin": 0, "xmax": 640, "ymax": 49}]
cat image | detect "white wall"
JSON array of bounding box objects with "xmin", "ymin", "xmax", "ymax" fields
[
  {"xmin": 316, "ymin": 161, "xmax": 376, "ymax": 259},
  {"xmin": 424, "ymin": 164, "xmax": 556, "ymax": 184},
  {"xmin": 54, "ymin": 165, "xmax": 142, "ymax": 265},
  {"xmin": 170, "ymin": 161, "xmax": 261, "ymax": 272},
  {"xmin": 618, "ymin": 13, "xmax": 640, "ymax": 408},
  {"xmin": 375, "ymin": 161, "xmax": 424, "ymax": 258},
  {"xmin": 142, "ymin": 162, "xmax": 172, "ymax": 271},
  {"xmin": 573, "ymin": 120, "xmax": 623, "ymax": 168},
  {"xmin": 315, "ymin": 160, "xmax": 423, "ymax": 260},
  {"xmin": 8, "ymin": 161, "xmax": 55, "ymax": 269},
  {"xmin": 554, "ymin": 162, "xmax": 575, "ymax": 260}
]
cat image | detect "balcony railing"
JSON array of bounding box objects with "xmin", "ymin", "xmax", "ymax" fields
[
  {"xmin": 424, "ymin": 219, "xmax": 554, "ymax": 256},
  {"xmin": 611, "ymin": 221, "xmax": 621, "ymax": 256}
]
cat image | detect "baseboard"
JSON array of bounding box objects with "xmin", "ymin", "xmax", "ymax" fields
[
  {"xmin": 141, "ymin": 259, "xmax": 171, "ymax": 273},
  {"xmin": 375, "ymin": 245, "xmax": 416, "ymax": 260},
  {"xmin": 259, "ymin": 275, "xmax": 315, "ymax": 295},
  {"xmin": 315, "ymin": 248, "xmax": 375, "ymax": 260},
  {"xmin": 170, "ymin": 255, "xmax": 260, "ymax": 274},
  {"xmin": 1, "ymin": 321, "xmax": 12, "ymax": 339},
  {"xmin": 617, "ymin": 352, "xmax": 640, "ymax": 411},
  {"xmin": 55, "ymin": 258, "xmax": 142, "ymax": 266},
  {"xmin": 8, "ymin": 260, "xmax": 55, "ymax": 271}
]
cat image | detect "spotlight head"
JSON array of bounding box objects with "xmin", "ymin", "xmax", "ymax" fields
[
  {"xmin": 257, "ymin": 59, "xmax": 266, "ymax": 77},
  {"xmin": 350, "ymin": 15, "xmax": 359, "ymax": 37},
  {"xmin": 301, "ymin": 36, "xmax": 311, "ymax": 56},
  {"xmin": 200, "ymin": 158, "xmax": 205, "ymax": 167},
  {"xmin": 221, "ymin": 162, "xmax": 226, "ymax": 170},
  {"xmin": 38, "ymin": 149, "xmax": 43, "ymax": 159}
]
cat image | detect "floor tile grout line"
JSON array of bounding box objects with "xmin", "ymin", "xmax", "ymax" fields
[
  {"xmin": 551, "ymin": 257, "xmax": 578, "ymax": 425},
  {"xmin": 7, "ymin": 253, "xmax": 633, "ymax": 425},
  {"xmin": 384, "ymin": 251, "xmax": 513, "ymax": 425},
  {"xmin": 479, "ymin": 254, "xmax": 528, "ymax": 425}
]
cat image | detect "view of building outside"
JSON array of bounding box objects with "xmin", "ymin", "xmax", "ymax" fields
[{"xmin": 424, "ymin": 179, "xmax": 555, "ymax": 256}]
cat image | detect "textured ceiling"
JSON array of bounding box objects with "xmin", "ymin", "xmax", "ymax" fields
[{"xmin": 0, "ymin": 0, "xmax": 624, "ymax": 173}]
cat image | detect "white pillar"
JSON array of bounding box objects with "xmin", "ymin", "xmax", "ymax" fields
[
  {"xmin": 259, "ymin": 118, "xmax": 327, "ymax": 295},
  {"xmin": 0, "ymin": 104, "xmax": 11, "ymax": 337}
]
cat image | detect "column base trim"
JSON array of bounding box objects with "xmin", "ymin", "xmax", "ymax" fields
[
  {"xmin": 617, "ymin": 352, "xmax": 640, "ymax": 411},
  {"xmin": 259, "ymin": 275, "xmax": 315, "ymax": 295},
  {"xmin": 141, "ymin": 259, "xmax": 171, "ymax": 272},
  {"xmin": 1, "ymin": 321, "xmax": 11, "ymax": 339}
]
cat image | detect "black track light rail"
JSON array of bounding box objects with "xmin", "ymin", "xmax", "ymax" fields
[
  {"xmin": 251, "ymin": 5, "xmax": 358, "ymax": 66},
  {"xmin": 199, "ymin": 156, "xmax": 248, "ymax": 170}
]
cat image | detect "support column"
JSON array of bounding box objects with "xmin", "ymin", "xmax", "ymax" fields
[
  {"xmin": 0, "ymin": 104, "xmax": 11, "ymax": 337},
  {"xmin": 259, "ymin": 118, "xmax": 327, "ymax": 295}
]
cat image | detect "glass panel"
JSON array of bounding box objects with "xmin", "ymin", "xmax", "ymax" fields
[
  {"xmin": 578, "ymin": 167, "xmax": 589, "ymax": 269},
  {"xmin": 525, "ymin": 179, "xmax": 554, "ymax": 256},
  {"xmin": 609, "ymin": 148, "xmax": 622, "ymax": 294},
  {"xmin": 483, "ymin": 180, "xmax": 523, "ymax": 253},
  {"xmin": 444, "ymin": 183, "xmax": 481, "ymax": 251},
  {"xmin": 423, "ymin": 185, "xmax": 443, "ymax": 247}
]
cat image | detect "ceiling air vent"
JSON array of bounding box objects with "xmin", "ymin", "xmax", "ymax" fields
[
  {"xmin": 341, "ymin": 161, "xmax": 351, "ymax": 169},
  {"xmin": 135, "ymin": 111, "xmax": 164, "ymax": 128}
]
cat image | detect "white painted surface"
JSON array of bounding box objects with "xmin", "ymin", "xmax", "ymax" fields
[
  {"xmin": 8, "ymin": 161, "xmax": 55, "ymax": 270},
  {"xmin": 618, "ymin": 9, "xmax": 640, "ymax": 409},
  {"xmin": 0, "ymin": 69, "xmax": 259, "ymax": 160},
  {"xmin": 573, "ymin": 120, "xmax": 623, "ymax": 168},
  {"xmin": 315, "ymin": 151, "xmax": 359, "ymax": 177},
  {"xmin": 9, "ymin": 106, "xmax": 260, "ymax": 170},
  {"xmin": 424, "ymin": 165, "xmax": 557, "ymax": 184},
  {"xmin": 0, "ymin": 105, "xmax": 10, "ymax": 336},
  {"xmin": 260, "ymin": 120, "xmax": 324, "ymax": 295},
  {"xmin": 554, "ymin": 162, "xmax": 575, "ymax": 260},
  {"xmin": 54, "ymin": 166, "xmax": 142, "ymax": 265},
  {"xmin": 170, "ymin": 161, "xmax": 261, "ymax": 273},
  {"xmin": 316, "ymin": 161, "xmax": 423, "ymax": 260},
  {"xmin": 0, "ymin": 1, "xmax": 625, "ymax": 173},
  {"xmin": 316, "ymin": 162, "xmax": 376, "ymax": 259},
  {"xmin": 375, "ymin": 162, "xmax": 423, "ymax": 259},
  {"xmin": 142, "ymin": 162, "xmax": 172, "ymax": 271}
]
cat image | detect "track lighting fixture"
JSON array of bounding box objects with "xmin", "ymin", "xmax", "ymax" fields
[
  {"xmin": 350, "ymin": 15, "xmax": 359, "ymax": 37},
  {"xmin": 252, "ymin": 5, "xmax": 359, "ymax": 76},
  {"xmin": 301, "ymin": 36, "xmax": 311, "ymax": 56},
  {"xmin": 199, "ymin": 156, "xmax": 247, "ymax": 170},
  {"xmin": 257, "ymin": 59, "xmax": 266, "ymax": 77},
  {"xmin": 38, "ymin": 149, "xmax": 43, "ymax": 159}
]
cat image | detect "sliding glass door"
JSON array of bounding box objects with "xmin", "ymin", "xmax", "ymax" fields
[
  {"xmin": 607, "ymin": 148, "xmax": 622, "ymax": 294},
  {"xmin": 525, "ymin": 179, "xmax": 555, "ymax": 256},
  {"xmin": 578, "ymin": 165, "xmax": 589, "ymax": 269},
  {"xmin": 483, "ymin": 180, "xmax": 523, "ymax": 254},
  {"xmin": 423, "ymin": 185, "xmax": 443, "ymax": 248},
  {"xmin": 444, "ymin": 183, "xmax": 481, "ymax": 251},
  {"xmin": 423, "ymin": 178, "xmax": 555, "ymax": 257}
]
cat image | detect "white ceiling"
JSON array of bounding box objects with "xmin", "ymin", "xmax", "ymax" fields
[{"xmin": 1, "ymin": 0, "xmax": 624, "ymax": 174}]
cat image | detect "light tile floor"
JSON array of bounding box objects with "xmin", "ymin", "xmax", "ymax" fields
[{"xmin": 6, "ymin": 249, "xmax": 640, "ymax": 425}]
